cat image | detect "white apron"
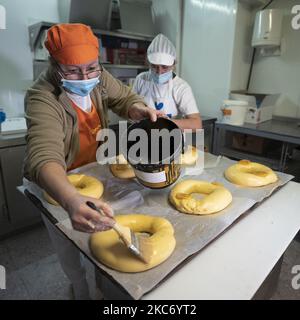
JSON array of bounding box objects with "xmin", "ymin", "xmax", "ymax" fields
[{"xmin": 137, "ymin": 77, "xmax": 178, "ymax": 118}]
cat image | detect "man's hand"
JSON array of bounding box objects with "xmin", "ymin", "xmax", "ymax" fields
[
  {"xmin": 128, "ymin": 102, "xmax": 165, "ymax": 122},
  {"xmin": 64, "ymin": 194, "xmax": 115, "ymax": 233}
]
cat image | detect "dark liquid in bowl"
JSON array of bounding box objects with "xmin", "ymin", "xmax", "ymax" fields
[{"xmin": 125, "ymin": 118, "xmax": 182, "ymax": 165}]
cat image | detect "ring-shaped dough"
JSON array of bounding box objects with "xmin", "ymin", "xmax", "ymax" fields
[
  {"xmin": 44, "ymin": 174, "xmax": 104, "ymax": 205},
  {"xmin": 170, "ymin": 180, "xmax": 232, "ymax": 215},
  {"xmin": 110, "ymin": 154, "xmax": 135, "ymax": 179},
  {"xmin": 224, "ymin": 160, "xmax": 278, "ymax": 187},
  {"xmin": 89, "ymin": 214, "xmax": 176, "ymax": 273}
]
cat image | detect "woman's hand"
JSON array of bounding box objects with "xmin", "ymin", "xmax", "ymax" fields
[
  {"xmin": 39, "ymin": 162, "xmax": 114, "ymax": 233},
  {"xmin": 64, "ymin": 194, "xmax": 115, "ymax": 233},
  {"xmin": 128, "ymin": 102, "xmax": 165, "ymax": 122}
]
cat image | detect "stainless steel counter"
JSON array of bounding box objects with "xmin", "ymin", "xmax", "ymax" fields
[
  {"xmin": 215, "ymin": 117, "xmax": 300, "ymax": 144},
  {"xmin": 0, "ymin": 131, "xmax": 41, "ymax": 238},
  {"xmin": 0, "ymin": 132, "xmax": 27, "ymax": 148},
  {"xmin": 213, "ymin": 116, "xmax": 300, "ymax": 171}
]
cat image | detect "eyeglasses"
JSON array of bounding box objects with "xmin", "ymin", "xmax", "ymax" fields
[
  {"xmin": 56, "ymin": 63, "xmax": 103, "ymax": 80},
  {"xmin": 150, "ymin": 64, "xmax": 173, "ymax": 73}
]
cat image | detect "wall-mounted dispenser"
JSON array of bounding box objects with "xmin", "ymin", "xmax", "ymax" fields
[{"xmin": 252, "ymin": 9, "xmax": 283, "ymax": 56}]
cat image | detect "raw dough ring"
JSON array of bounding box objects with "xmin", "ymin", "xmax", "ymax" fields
[
  {"xmin": 169, "ymin": 180, "xmax": 232, "ymax": 215},
  {"xmin": 110, "ymin": 154, "xmax": 135, "ymax": 179},
  {"xmin": 89, "ymin": 214, "xmax": 176, "ymax": 273},
  {"xmin": 44, "ymin": 174, "xmax": 104, "ymax": 205},
  {"xmin": 180, "ymin": 145, "xmax": 198, "ymax": 166},
  {"xmin": 224, "ymin": 160, "xmax": 278, "ymax": 187}
]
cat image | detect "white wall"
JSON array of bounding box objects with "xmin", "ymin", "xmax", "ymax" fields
[
  {"xmin": 0, "ymin": 0, "xmax": 69, "ymax": 117},
  {"xmin": 152, "ymin": 0, "xmax": 181, "ymax": 72},
  {"xmin": 230, "ymin": 0, "xmax": 254, "ymax": 91},
  {"xmin": 181, "ymin": 0, "xmax": 238, "ymax": 118},
  {"xmin": 249, "ymin": 0, "xmax": 300, "ymax": 118}
]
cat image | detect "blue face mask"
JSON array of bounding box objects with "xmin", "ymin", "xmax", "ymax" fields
[
  {"xmin": 151, "ymin": 70, "xmax": 173, "ymax": 84},
  {"xmin": 61, "ymin": 77, "xmax": 100, "ymax": 97}
]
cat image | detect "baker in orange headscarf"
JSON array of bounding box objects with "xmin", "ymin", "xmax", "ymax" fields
[{"xmin": 24, "ymin": 23, "xmax": 163, "ymax": 299}]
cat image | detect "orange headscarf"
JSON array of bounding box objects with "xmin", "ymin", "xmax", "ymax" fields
[{"xmin": 44, "ymin": 23, "xmax": 99, "ymax": 65}]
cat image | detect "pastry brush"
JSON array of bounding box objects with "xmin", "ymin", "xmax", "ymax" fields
[{"xmin": 86, "ymin": 201, "xmax": 152, "ymax": 263}]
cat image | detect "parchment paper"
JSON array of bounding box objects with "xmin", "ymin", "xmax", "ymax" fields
[{"xmin": 22, "ymin": 154, "xmax": 294, "ymax": 299}]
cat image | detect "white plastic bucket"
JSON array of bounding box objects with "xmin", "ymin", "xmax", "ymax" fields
[{"xmin": 221, "ymin": 99, "xmax": 248, "ymax": 126}]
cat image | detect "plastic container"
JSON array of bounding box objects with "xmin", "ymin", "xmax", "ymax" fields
[{"xmin": 221, "ymin": 99, "xmax": 248, "ymax": 126}]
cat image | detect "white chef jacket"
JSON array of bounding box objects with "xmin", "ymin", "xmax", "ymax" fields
[{"xmin": 132, "ymin": 71, "xmax": 199, "ymax": 118}]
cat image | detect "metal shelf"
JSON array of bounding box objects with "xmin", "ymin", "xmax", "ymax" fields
[
  {"xmin": 28, "ymin": 21, "xmax": 153, "ymax": 52},
  {"xmin": 29, "ymin": 21, "xmax": 151, "ymax": 79},
  {"xmin": 28, "ymin": 21, "xmax": 54, "ymax": 51},
  {"xmin": 219, "ymin": 147, "xmax": 281, "ymax": 170},
  {"xmin": 102, "ymin": 63, "xmax": 147, "ymax": 69},
  {"xmin": 93, "ymin": 28, "xmax": 154, "ymax": 42}
]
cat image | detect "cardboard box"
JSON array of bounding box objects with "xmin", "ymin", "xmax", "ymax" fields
[
  {"xmin": 232, "ymin": 133, "xmax": 265, "ymax": 154},
  {"xmin": 231, "ymin": 132, "xmax": 282, "ymax": 155},
  {"xmin": 230, "ymin": 91, "xmax": 281, "ymax": 124}
]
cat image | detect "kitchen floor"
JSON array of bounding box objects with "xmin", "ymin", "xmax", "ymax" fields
[{"xmin": 0, "ymin": 223, "xmax": 299, "ymax": 300}]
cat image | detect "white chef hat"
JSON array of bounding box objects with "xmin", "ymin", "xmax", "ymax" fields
[{"xmin": 147, "ymin": 34, "xmax": 176, "ymax": 66}]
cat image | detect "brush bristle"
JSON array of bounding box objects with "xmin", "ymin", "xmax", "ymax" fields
[
  {"xmin": 113, "ymin": 223, "xmax": 153, "ymax": 263},
  {"xmin": 136, "ymin": 236, "xmax": 153, "ymax": 264}
]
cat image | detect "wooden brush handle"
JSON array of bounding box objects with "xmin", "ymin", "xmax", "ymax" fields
[
  {"xmin": 111, "ymin": 223, "xmax": 131, "ymax": 246},
  {"xmin": 86, "ymin": 201, "xmax": 130, "ymax": 245}
]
